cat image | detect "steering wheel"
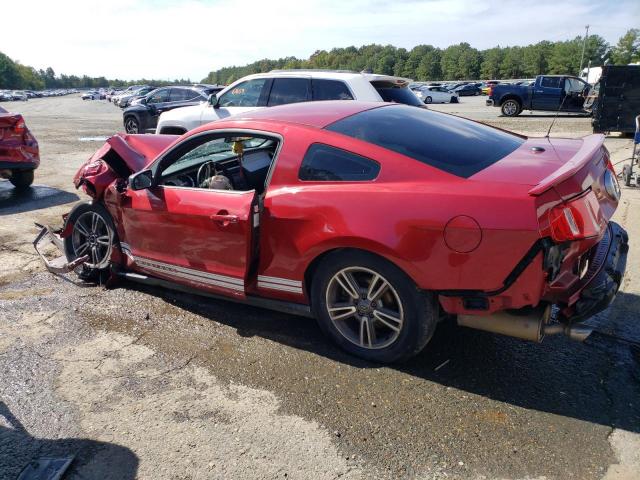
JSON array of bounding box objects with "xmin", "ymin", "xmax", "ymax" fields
[{"xmin": 197, "ymin": 161, "xmax": 220, "ymax": 188}]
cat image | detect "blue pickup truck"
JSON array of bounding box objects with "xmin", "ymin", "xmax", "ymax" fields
[{"xmin": 487, "ymin": 75, "xmax": 591, "ymax": 116}]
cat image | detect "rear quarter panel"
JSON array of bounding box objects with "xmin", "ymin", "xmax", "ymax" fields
[{"xmin": 257, "ymin": 124, "xmax": 541, "ymax": 300}]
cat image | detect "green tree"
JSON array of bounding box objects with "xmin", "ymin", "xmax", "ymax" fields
[
  {"xmin": 480, "ymin": 47, "xmax": 504, "ymax": 79},
  {"xmin": 611, "ymin": 28, "xmax": 639, "ymax": 64}
]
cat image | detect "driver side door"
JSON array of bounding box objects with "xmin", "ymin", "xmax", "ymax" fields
[{"xmin": 120, "ymin": 135, "xmax": 256, "ymax": 298}]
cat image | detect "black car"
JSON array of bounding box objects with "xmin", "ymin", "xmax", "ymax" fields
[
  {"xmin": 453, "ymin": 84, "xmax": 481, "ymax": 96},
  {"xmin": 122, "ymin": 86, "xmax": 222, "ymax": 134}
]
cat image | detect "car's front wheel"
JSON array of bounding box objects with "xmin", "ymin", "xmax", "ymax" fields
[
  {"xmin": 124, "ymin": 116, "xmax": 139, "ymax": 134},
  {"xmin": 424, "ymin": 96, "xmax": 433, "ymax": 104},
  {"xmin": 63, "ymin": 202, "xmax": 116, "ymax": 282},
  {"xmin": 9, "ymin": 169, "xmax": 34, "ymax": 190},
  {"xmin": 311, "ymin": 250, "xmax": 438, "ymax": 363}
]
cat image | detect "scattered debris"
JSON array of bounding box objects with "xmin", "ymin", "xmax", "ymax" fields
[
  {"xmin": 434, "ymin": 359, "xmax": 450, "ymax": 372},
  {"xmin": 17, "ymin": 456, "xmax": 74, "ymax": 480}
]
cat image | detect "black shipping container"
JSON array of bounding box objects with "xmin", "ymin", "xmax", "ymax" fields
[{"xmin": 591, "ymin": 65, "xmax": 640, "ymax": 134}]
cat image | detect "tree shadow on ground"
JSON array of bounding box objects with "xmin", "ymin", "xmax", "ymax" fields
[{"xmin": 0, "ymin": 401, "xmax": 138, "ymax": 479}]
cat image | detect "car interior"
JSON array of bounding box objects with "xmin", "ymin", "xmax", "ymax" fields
[{"xmin": 158, "ymin": 135, "xmax": 278, "ymax": 195}]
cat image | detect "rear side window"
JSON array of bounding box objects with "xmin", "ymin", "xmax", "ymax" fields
[
  {"xmin": 299, "ymin": 144, "xmax": 380, "ymax": 181},
  {"xmin": 326, "ymin": 105, "xmax": 525, "ymax": 178},
  {"xmin": 371, "ymin": 81, "xmax": 423, "ymax": 106},
  {"xmin": 540, "ymin": 77, "xmax": 561, "ymax": 88},
  {"xmin": 311, "ymin": 80, "xmax": 354, "ymax": 101},
  {"xmin": 267, "ymin": 78, "xmax": 310, "ymax": 106}
]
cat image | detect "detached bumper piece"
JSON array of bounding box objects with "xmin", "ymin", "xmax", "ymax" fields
[
  {"xmin": 33, "ymin": 223, "xmax": 88, "ymax": 274},
  {"xmin": 567, "ymin": 221, "xmax": 629, "ymax": 323}
]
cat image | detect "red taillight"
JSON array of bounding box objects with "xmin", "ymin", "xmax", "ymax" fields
[
  {"xmin": 13, "ymin": 117, "xmax": 26, "ymax": 135},
  {"xmin": 547, "ymin": 191, "xmax": 603, "ymax": 242}
]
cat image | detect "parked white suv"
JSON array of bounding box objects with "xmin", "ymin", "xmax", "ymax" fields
[{"xmin": 155, "ymin": 70, "xmax": 422, "ymax": 135}]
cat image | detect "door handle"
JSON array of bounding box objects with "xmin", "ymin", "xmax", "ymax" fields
[{"xmin": 210, "ymin": 213, "xmax": 238, "ymax": 226}]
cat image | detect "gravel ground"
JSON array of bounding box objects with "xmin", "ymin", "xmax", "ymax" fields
[{"xmin": 0, "ymin": 96, "xmax": 639, "ymax": 480}]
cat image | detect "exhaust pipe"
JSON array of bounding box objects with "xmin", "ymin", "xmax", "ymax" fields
[{"xmin": 457, "ymin": 305, "xmax": 592, "ymax": 342}]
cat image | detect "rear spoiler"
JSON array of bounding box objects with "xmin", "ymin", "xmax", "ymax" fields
[{"xmin": 528, "ymin": 134, "xmax": 605, "ymax": 196}]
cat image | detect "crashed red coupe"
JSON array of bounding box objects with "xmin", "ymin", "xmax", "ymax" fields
[
  {"xmin": 0, "ymin": 105, "xmax": 39, "ymax": 189},
  {"xmin": 35, "ymin": 101, "xmax": 628, "ymax": 362}
]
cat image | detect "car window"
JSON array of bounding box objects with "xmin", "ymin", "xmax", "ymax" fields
[
  {"xmin": 564, "ymin": 78, "xmax": 585, "ymax": 93},
  {"xmin": 147, "ymin": 89, "xmax": 170, "ymax": 104},
  {"xmin": 267, "ymin": 78, "xmax": 310, "ymax": 106},
  {"xmin": 162, "ymin": 136, "xmax": 268, "ymax": 177},
  {"xmin": 371, "ymin": 81, "xmax": 423, "ymax": 106},
  {"xmin": 299, "ymin": 144, "xmax": 380, "ymax": 182},
  {"xmin": 218, "ymin": 79, "xmax": 268, "ymax": 107},
  {"xmin": 540, "ymin": 77, "xmax": 561, "ymax": 88},
  {"xmin": 326, "ymin": 105, "xmax": 525, "ymax": 178},
  {"xmin": 311, "ymin": 79, "xmax": 353, "ymax": 101},
  {"xmin": 170, "ymin": 88, "xmax": 198, "ymax": 102}
]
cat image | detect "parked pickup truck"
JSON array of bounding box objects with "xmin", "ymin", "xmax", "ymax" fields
[{"xmin": 487, "ymin": 75, "xmax": 591, "ymax": 116}]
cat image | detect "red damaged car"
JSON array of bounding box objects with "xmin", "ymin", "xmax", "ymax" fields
[
  {"xmin": 35, "ymin": 101, "xmax": 628, "ymax": 363},
  {"xmin": 0, "ymin": 106, "xmax": 39, "ymax": 189}
]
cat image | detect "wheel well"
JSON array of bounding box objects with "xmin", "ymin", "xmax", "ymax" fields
[
  {"xmin": 159, "ymin": 126, "xmax": 187, "ymax": 135},
  {"xmin": 303, "ymin": 247, "xmax": 409, "ymax": 298},
  {"xmin": 500, "ymin": 95, "xmax": 522, "ymax": 106}
]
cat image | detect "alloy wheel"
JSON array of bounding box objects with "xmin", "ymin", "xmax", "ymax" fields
[
  {"xmin": 71, "ymin": 211, "xmax": 112, "ymax": 268},
  {"xmin": 503, "ymin": 100, "xmax": 518, "ymax": 116},
  {"xmin": 325, "ymin": 266, "xmax": 404, "ymax": 349},
  {"xmin": 125, "ymin": 118, "xmax": 139, "ymax": 133}
]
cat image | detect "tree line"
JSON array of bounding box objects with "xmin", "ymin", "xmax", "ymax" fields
[
  {"xmin": 1, "ymin": 29, "xmax": 637, "ymax": 90},
  {"xmin": 203, "ymin": 28, "xmax": 639, "ymax": 85},
  {"xmin": 0, "ymin": 55, "xmax": 192, "ymax": 90}
]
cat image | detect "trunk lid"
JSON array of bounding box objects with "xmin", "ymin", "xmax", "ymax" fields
[{"xmin": 472, "ymin": 134, "xmax": 608, "ymax": 196}]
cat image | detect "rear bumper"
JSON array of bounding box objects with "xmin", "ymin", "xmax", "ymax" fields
[
  {"xmin": 563, "ymin": 221, "xmax": 628, "ymax": 323},
  {"xmin": 0, "ymin": 160, "xmax": 38, "ymax": 171}
]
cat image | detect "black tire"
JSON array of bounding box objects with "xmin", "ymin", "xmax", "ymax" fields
[
  {"xmin": 124, "ymin": 116, "xmax": 140, "ymax": 134},
  {"xmin": 9, "ymin": 169, "xmax": 34, "ymax": 190},
  {"xmin": 63, "ymin": 202, "xmax": 117, "ymax": 282},
  {"xmin": 311, "ymin": 250, "xmax": 438, "ymax": 363},
  {"xmin": 425, "ymin": 96, "xmax": 433, "ymax": 104},
  {"xmin": 501, "ymin": 99, "xmax": 522, "ymax": 116}
]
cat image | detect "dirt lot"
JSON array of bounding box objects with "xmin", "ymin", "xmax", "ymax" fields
[{"xmin": 1, "ymin": 96, "xmax": 639, "ymax": 480}]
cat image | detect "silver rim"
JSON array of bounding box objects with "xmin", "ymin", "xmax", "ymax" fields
[
  {"xmin": 325, "ymin": 267, "xmax": 404, "ymax": 350},
  {"xmin": 125, "ymin": 118, "xmax": 138, "ymax": 133},
  {"xmin": 425, "ymin": 96, "xmax": 432, "ymax": 104},
  {"xmin": 71, "ymin": 211, "xmax": 112, "ymax": 268},
  {"xmin": 503, "ymin": 101, "xmax": 518, "ymax": 115}
]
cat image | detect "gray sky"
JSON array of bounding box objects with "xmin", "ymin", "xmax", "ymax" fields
[{"xmin": 2, "ymin": 0, "xmax": 637, "ymax": 81}]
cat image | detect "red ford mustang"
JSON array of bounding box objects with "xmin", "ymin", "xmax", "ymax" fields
[
  {"xmin": 0, "ymin": 105, "xmax": 39, "ymax": 189},
  {"xmin": 35, "ymin": 101, "xmax": 628, "ymax": 363}
]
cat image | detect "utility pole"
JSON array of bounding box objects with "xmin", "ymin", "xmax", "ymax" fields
[{"xmin": 579, "ymin": 24, "xmax": 590, "ymax": 76}]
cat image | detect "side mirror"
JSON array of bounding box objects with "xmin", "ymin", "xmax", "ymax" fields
[
  {"xmin": 208, "ymin": 93, "xmax": 219, "ymax": 108},
  {"xmin": 129, "ymin": 170, "xmax": 153, "ymax": 190}
]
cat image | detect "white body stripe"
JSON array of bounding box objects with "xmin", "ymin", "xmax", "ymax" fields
[
  {"xmin": 257, "ymin": 275, "xmax": 303, "ymax": 294},
  {"xmin": 134, "ymin": 256, "xmax": 244, "ymax": 292}
]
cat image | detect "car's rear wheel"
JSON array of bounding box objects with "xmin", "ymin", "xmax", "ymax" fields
[
  {"xmin": 311, "ymin": 250, "xmax": 438, "ymax": 363},
  {"xmin": 425, "ymin": 96, "xmax": 433, "ymax": 104},
  {"xmin": 63, "ymin": 202, "xmax": 116, "ymax": 282},
  {"xmin": 501, "ymin": 99, "xmax": 521, "ymax": 116},
  {"xmin": 9, "ymin": 169, "xmax": 34, "ymax": 190},
  {"xmin": 124, "ymin": 116, "xmax": 139, "ymax": 134}
]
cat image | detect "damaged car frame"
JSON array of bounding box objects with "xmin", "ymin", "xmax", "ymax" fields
[{"xmin": 35, "ymin": 101, "xmax": 628, "ymax": 363}]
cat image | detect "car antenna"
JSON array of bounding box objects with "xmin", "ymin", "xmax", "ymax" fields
[{"xmin": 546, "ymin": 89, "xmax": 570, "ymax": 138}]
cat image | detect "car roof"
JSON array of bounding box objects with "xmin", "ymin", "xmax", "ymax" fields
[
  {"xmin": 227, "ymin": 100, "xmax": 387, "ymax": 129},
  {"xmin": 245, "ymin": 69, "xmax": 412, "ymax": 85}
]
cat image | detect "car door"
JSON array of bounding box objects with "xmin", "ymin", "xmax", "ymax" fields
[
  {"xmin": 563, "ymin": 78, "xmax": 589, "ymax": 111},
  {"xmin": 531, "ymin": 76, "xmax": 562, "ymax": 111},
  {"xmin": 119, "ymin": 134, "xmax": 257, "ymax": 298},
  {"xmin": 146, "ymin": 88, "xmax": 171, "ymax": 125}
]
